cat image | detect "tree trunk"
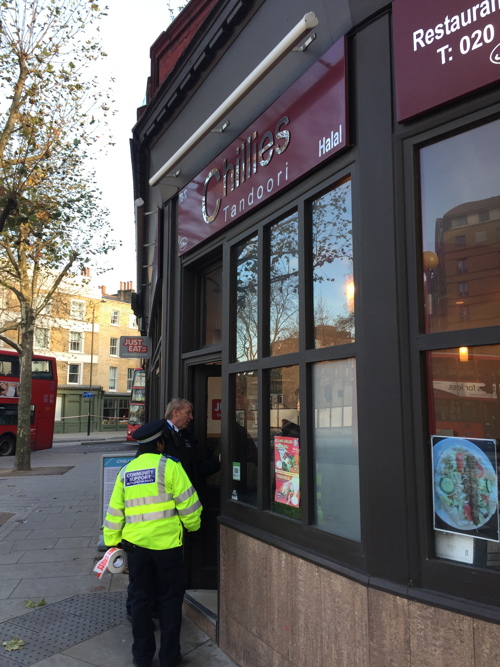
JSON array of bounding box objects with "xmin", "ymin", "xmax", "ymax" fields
[{"xmin": 14, "ymin": 309, "xmax": 34, "ymax": 471}]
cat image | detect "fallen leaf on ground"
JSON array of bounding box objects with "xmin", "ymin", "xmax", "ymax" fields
[
  {"xmin": 25, "ymin": 599, "xmax": 45, "ymax": 608},
  {"xmin": 2, "ymin": 637, "xmax": 25, "ymax": 651}
]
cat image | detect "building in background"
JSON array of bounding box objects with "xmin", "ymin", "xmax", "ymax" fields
[{"xmin": 0, "ymin": 276, "xmax": 142, "ymax": 433}]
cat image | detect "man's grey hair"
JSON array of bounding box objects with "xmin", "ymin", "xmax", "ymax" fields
[{"xmin": 164, "ymin": 398, "xmax": 193, "ymax": 419}]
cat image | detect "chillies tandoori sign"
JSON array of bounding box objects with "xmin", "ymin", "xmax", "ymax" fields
[
  {"xmin": 393, "ymin": 0, "xmax": 500, "ymax": 121},
  {"xmin": 177, "ymin": 38, "xmax": 347, "ymax": 255}
]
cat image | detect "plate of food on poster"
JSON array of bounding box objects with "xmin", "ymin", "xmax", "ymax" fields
[{"xmin": 432, "ymin": 436, "xmax": 499, "ymax": 541}]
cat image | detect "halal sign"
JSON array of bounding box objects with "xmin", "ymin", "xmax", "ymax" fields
[{"xmin": 119, "ymin": 336, "xmax": 152, "ymax": 359}]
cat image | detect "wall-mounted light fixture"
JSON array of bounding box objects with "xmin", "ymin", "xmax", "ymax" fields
[
  {"xmin": 459, "ymin": 346, "xmax": 469, "ymax": 363},
  {"xmin": 149, "ymin": 12, "xmax": 319, "ymax": 187}
]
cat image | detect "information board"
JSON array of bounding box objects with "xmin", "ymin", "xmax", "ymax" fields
[{"xmin": 97, "ymin": 453, "xmax": 135, "ymax": 550}]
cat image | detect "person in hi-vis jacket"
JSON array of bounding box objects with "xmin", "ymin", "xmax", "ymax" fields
[{"xmin": 103, "ymin": 419, "xmax": 202, "ymax": 667}]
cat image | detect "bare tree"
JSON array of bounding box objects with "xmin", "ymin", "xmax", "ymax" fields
[{"xmin": 0, "ymin": 0, "xmax": 114, "ymax": 470}]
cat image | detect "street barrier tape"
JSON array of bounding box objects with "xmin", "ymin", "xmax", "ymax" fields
[{"xmin": 94, "ymin": 548, "xmax": 127, "ymax": 578}]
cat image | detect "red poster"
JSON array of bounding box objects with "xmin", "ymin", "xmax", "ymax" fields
[{"xmin": 274, "ymin": 436, "xmax": 300, "ymax": 506}]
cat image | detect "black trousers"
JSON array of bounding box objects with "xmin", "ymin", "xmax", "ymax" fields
[{"xmin": 127, "ymin": 545, "xmax": 185, "ymax": 667}]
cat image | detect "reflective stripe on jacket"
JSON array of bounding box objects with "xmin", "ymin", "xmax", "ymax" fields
[{"xmin": 103, "ymin": 453, "xmax": 202, "ymax": 550}]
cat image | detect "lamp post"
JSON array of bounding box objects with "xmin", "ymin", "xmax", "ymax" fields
[{"xmin": 87, "ymin": 300, "xmax": 103, "ymax": 436}]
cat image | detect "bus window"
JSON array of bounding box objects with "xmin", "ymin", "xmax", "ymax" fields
[{"xmin": 127, "ymin": 368, "xmax": 146, "ymax": 441}]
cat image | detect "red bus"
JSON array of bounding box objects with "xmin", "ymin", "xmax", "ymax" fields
[
  {"xmin": 0, "ymin": 350, "xmax": 58, "ymax": 456},
  {"xmin": 126, "ymin": 368, "xmax": 146, "ymax": 441}
]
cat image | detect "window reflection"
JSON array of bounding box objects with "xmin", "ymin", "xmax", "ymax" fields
[
  {"xmin": 312, "ymin": 178, "xmax": 354, "ymax": 348},
  {"xmin": 270, "ymin": 365, "xmax": 301, "ymax": 519},
  {"xmin": 427, "ymin": 345, "xmax": 500, "ymax": 569},
  {"xmin": 312, "ymin": 359, "xmax": 360, "ymax": 541},
  {"xmin": 420, "ymin": 120, "xmax": 500, "ymax": 333},
  {"xmin": 269, "ymin": 212, "xmax": 299, "ymax": 356},
  {"xmin": 235, "ymin": 236, "xmax": 259, "ymax": 362},
  {"xmin": 231, "ymin": 372, "xmax": 258, "ymax": 505},
  {"xmin": 203, "ymin": 266, "xmax": 222, "ymax": 346}
]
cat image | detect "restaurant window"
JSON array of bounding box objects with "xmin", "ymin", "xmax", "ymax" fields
[
  {"xmin": 231, "ymin": 371, "xmax": 258, "ymax": 506},
  {"xmin": 235, "ymin": 235, "xmax": 258, "ymax": 362},
  {"xmin": 203, "ymin": 265, "xmax": 222, "ymax": 346},
  {"xmin": 270, "ymin": 365, "xmax": 300, "ymax": 519},
  {"xmin": 420, "ymin": 118, "xmax": 500, "ymax": 334},
  {"xmin": 312, "ymin": 178, "xmax": 354, "ymax": 348},
  {"xmin": 229, "ymin": 173, "xmax": 360, "ymax": 549},
  {"xmin": 427, "ymin": 346, "xmax": 500, "ymax": 569},
  {"xmin": 269, "ymin": 213, "xmax": 299, "ymax": 356},
  {"xmin": 103, "ymin": 397, "xmax": 129, "ymax": 425},
  {"xmin": 312, "ymin": 358, "xmax": 359, "ymax": 541},
  {"xmin": 419, "ymin": 118, "xmax": 500, "ymax": 575}
]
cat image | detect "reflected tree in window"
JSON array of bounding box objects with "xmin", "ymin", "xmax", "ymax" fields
[
  {"xmin": 270, "ymin": 213, "xmax": 299, "ymax": 355},
  {"xmin": 312, "ymin": 179, "xmax": 354, "ymax": 347},
  {"xmin": 236, "ymin": 236, "xmax": 259, "ymax": 362}
]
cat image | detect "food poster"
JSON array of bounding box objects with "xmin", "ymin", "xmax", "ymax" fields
[
  {"xmin": 432, "ymin": 436, "xmax": 499, "ymax": 542},
  {"xmin": 274, "ymin": 436, "xmax": 300, "ymax": 507}
]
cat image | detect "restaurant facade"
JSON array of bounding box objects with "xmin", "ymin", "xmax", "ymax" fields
[{"xmin": 131, "ymin": 0, "xmax": 500, "ymax": 663}]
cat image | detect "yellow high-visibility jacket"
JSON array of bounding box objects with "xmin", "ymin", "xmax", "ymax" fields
[{"xmin": 103, "ymin": 453, "xmax": 202, "ymax": 550}]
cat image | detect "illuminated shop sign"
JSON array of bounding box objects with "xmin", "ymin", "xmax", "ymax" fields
[
  {"xmin": 393, "ymin": 0, "xmax": 500, "ymax": 121},
  {"xmin": 177, "ymin": 38, "xmax": 347, "ymax": 255}
]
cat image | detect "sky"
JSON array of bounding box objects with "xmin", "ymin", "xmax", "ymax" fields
[{"xmin": 89, "ymin": 0, "xmax": 184, "ymax": 294}]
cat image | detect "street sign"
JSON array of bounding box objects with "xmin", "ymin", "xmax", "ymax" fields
[{"xmin": 83, "ymin": 391, "xmax": 94, "ymax": 398}]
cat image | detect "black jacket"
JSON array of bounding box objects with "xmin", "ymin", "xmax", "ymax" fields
[{"xmin": 162, "ymin": 425, "xmax": 220, "ymax": 492}]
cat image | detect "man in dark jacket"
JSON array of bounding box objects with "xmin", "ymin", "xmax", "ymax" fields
[{"xmin": 163, "ymin": 398, "xmax": 220, "ymax": 489}]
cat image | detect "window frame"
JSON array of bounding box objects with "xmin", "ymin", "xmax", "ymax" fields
[
  {"xmin": 111, "ymin": 310, "xmax": 120, "ymax": 326},
  {"xmin": 69, "ymin": 331, "xmax": 84, "ymax": 353},
  {"xmin": 109, "ymin": 337, "xmax": 118, "ymax": 356},
  {"xmin": 68, "ymin": 363, "xmax": 81, "ymax": 384},
  {"xmin": 70, "ymin": 299, "xmax": 85, "ymax": 320},
  {"xmin": 34, "ymin": 327, "xmax": 50, "ymax": 348},
  {"xmin": 403, "ymin": 106, "xmax": 500, "ymax": 608},
  {"xmin": 127, "ymin": 368, "xmax": 134, "ymax": 392},
  {"xmin": 108, "ymin": 366, "xmax": 118, "ymax": 391},
  {"xmin": 224, "ymin": 165, "xmax": 364, "ymax": 569}
]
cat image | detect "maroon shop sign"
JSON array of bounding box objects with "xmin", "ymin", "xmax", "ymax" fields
[
  {"xmin": 393, "ymin": 0, "xmax": 500, "ymax": 121},
  {"xmin": 177, "ymin": 38, "xmax": 347, "ymax": 255}
]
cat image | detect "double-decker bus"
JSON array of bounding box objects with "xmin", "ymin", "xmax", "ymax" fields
[
  {"xmin": 126, "ymin": 367, "xmax": 146, "ymax": 441},
  {"xmin": 0, "ymin": 349, "xmax": 58, "ymax": 456}
]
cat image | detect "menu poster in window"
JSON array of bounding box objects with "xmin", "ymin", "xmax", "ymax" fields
[
  {"xmin": 432, "ymin": 436, "xmax": 499, "ymax": 541},
  {"xmin": 274, "ymin": 436, "xmax": 300, "ymax": 507}
]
